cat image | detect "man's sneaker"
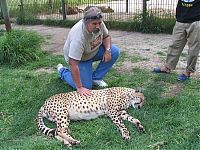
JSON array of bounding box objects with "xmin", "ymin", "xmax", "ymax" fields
[
  {"xmin": 92, "ymin": 80, "xmax": 108, "ymax": 87},
  {"xmin": 57, "ymin": 63, "xmax": 64, "ymax": 73},
  {"xmin": 178, "ymin": 74, "xmax": 190, "ymax": 81}
]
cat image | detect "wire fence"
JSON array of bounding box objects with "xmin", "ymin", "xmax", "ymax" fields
[{"xmin": 5, "ymin": 0, "xmax": 178, "ymax": 21}]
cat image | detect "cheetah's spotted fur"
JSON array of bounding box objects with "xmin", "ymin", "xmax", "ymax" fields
[{"xmin": 37, "ymin": 87, "xmax": 145, "ymax": 146}]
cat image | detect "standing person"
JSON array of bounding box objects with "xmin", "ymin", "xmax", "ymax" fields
[
  {"xmin": 57, "ymin": 7, "xmax": 120, "ymax": 96},
  {"xmin": 153, "ymin": 0, "xmax": 200, "ymax": 81}
]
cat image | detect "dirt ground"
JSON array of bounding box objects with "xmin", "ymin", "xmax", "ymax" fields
[{"xmin": 3, "ymin": 24, "xmax": 200, "ymax": 78}]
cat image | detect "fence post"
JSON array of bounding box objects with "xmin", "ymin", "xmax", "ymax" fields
[
  {"xmin": 48, "ymin": 0, "xmax": 53, "ymax": 9},
  {"xmin": 142, "ymin": 0, "xmax": 147, "ymax": 22},
  {"xmin": 0, "ymin": 0, "xmax": 11, "ymax": 32},
  {"xmin": 126, "ymin": 0, "xmax": 128, "ymax": 13},
  {"xmin": 0, "ymin": 6, "xmax": 3, "ymax": 19},
  {"xmin": 16, "ymin": 0, "xmax": 25, "ymax": 24},
  {"xmin": 198, "ymin": 55, "xmax": 200, "ymax": 72},
  {"xmin": 18, "ymin": 0, "xmax": 24, "ymax": 22},
  {"xmin": 61, "ymin": 0, "xmax": 66, "ymax": 20}
]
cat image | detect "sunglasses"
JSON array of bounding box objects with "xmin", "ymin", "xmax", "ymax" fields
[{"xmin": 84, "ymin": 12, "xmax": 102, "ymax": 21}]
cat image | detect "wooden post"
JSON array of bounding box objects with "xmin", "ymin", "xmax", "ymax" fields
[{"xmin": 0, "ymin": 0, "xmax": 11, "ymax": 32}]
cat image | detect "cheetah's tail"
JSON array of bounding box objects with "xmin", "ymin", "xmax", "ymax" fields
[{"xmin": 37, "ymin": 107, "xmax": 57, "ymax": 137}]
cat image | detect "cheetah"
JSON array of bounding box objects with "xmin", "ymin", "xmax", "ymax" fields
[{"xmin": 37, "ymin": 87, "xmax": 145, "ymax": 147}]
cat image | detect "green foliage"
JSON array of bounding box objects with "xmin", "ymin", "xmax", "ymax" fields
[
  {"xmin": 16, "ymin": 18, "xmax": 78, "ymax": 28},
  {"xmin": 43, "ymin": 19, "xmax": 78, "ymax": 28},
  {"xmin": 0, "ymin": 19, "xmax": 5, "ymax": 24},
  {"xmin": 106, "ymin": 13, "xmax": 175, "ymax": 34},
  {"xmin": 138, "ymin": 13, "xmax": 175, "ymax": 33},
  {"xmin": 17, "ymin": 18, "xmax": 43, "ymax": 25},
  {"xmin": 67, "ymin": 0, "xmax": 106, "ymax": 5},
  {"xmin": 9, "ymin": 0, "xmax": 61, "ymax": 18},
  {"xmin": 0, "ymin": 29, "xmax": 6, "ymax": 36},
  {"xmin": 19, "ymin": 15, "xmax": 175, "ymax": 34},
  {"xmin": 0, "ymin": 29, "xmax": 45, "ymax": 67},
  {"xmin": 9, "ymin": 0, "xmax": 107, "ymax": 18},
  {"xmin": 10, "ymin": 0, "xmax": 176, "ymax": 33},
  {"xmin": 156, "ymin": 51, "xmax": 166, "ymax": 56}
]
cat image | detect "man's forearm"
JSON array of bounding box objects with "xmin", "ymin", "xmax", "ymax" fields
[
  {"xmin": 103, "ymin": 35, "xmax": 111, "ymax": 50},
  {"xmin": 69, "ymin": 58, "xmax": 83, "ymax": 89},
  {"xmin": 70, "ymin": 65, "xmax": 82, "ymax": 88}
]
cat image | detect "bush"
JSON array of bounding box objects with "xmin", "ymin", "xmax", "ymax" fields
[
  {"xmin": 105, "ymin": 13, "xmax": 175, "ymax": 34},
  {"xmin": 137, "ymin": 13, "xmax": 175, "ymax": 33},
  {"xmin": 0, "ymin": 29, "xmax": 44, "ymax": 67}
]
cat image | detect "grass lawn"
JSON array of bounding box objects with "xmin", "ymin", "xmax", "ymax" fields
[{"xmin": 0, "ymin": 51, "xmax": 200, "ymax": 150}]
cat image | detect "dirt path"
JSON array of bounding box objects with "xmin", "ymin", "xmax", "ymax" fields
[{"xmin": 3, "ymin": 24, "xmax": 200, "ymax": 78}]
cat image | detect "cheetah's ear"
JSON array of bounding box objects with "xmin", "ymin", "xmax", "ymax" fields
[{"xmin": 135, "ymin": 87, "xmax": 144, "ymax": 93}]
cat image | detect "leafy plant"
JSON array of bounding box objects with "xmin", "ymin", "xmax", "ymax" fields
[
  {"xmin": 0, "ymin": 29, "xmax": 45, "ymax": 67},
  {"xmin": 105, "ymin": 13, "xmax": 175, "ymax": 34}
]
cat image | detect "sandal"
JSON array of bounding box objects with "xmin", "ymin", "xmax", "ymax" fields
[
  {"xmin": 178, "ymin": 74, "xmax": 190, "ymax": 81},
  {"xmin": 153, "ymin": 67, "xmax": 170, "ymax": 74}
]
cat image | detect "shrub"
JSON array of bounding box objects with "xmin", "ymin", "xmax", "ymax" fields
[
  {"xmin": 105, "ymin": 13, "xmax": 175, "ymax": 34},
  {"xmin": 0, "ymin": 29, "xmax": 44, "ymax": 67}
]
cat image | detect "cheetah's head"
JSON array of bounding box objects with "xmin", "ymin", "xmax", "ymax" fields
[{"xmin": 128, "ymin": 91, "xmax": 145, "ymax": 109}]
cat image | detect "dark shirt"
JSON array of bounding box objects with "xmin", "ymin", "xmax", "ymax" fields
[{"xmin": 176, "ymin": 0, "xmax": 200, "ymax": 23}]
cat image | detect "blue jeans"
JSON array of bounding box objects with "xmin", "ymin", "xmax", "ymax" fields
[{"xmin": 59, "ymin": 44, "xmax": 120, "ymax": 89}]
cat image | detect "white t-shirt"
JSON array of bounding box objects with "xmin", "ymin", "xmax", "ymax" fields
[{"xmin": 63, "ymin": 19, "xmax": 109, "ymax": 62}]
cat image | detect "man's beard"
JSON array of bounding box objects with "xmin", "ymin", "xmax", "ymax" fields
[{"xmin": 92, "ymin": 28, "xmax": 100, "ymax": 34}]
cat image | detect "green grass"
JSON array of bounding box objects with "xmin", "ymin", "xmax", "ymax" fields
[
  {"xmin": 1, "ymin": 38, "xmax": 200, "ymax": 149},
  {"xmin": 156, "ymin": 51, "xmax": 166, "ymax": 56},
  {"xmin": 118, "ymin": 51, "xmax": 148, "ymax": 63}
]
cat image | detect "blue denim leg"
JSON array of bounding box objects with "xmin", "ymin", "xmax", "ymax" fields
[
  {"xmin": 58, "ymin": 44, "xmax": 120, "ymax": 89},
  {"xmin": 59, "ymin": 60, "xmax": 93, "ymax": 89},
  {"xmin": 92, "ymin": 44, "xmax": 120, "ymax": 80}
]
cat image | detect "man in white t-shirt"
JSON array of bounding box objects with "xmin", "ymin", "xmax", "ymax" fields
[{"xmin": 57, "ymin": 7, "xmax": 120, "ymax": 96}]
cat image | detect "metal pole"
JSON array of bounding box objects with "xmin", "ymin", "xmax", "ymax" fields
[
  {"xmin": 198, "ymin": 55, "xmax": 200, "ymax": 72},
  {"xmin": 48, "ymin": 0, "xmax": 53, "ymax": 9},
  {"xmin": 0, "ymin": 0, "xmax": 11, "ymax": 32},
  {"xmin": 17, "ymin": 0, "xmax": 24, "ymax": 24},
  {"xmin": 0, "ymin": 6, "xmax": 3, "ymax": 19},
  {"xmin": 142, "ymin": 0, "xmax": 147, "ymax": 22},
  {"xmin": 19, "ymin": 0, "xmax": 24, "ymax": 14},
  {"xmin": 126, "ymin": 0, "xmax": 128, "ymax": 13},
  {"xmin": 61, "ymin": 0, "xmax": 66, "ymax": 20}
]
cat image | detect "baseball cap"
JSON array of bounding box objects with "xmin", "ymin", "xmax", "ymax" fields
[{"xmin": 84, "ymin": 7, "xmax": 102, "ymax": 21}]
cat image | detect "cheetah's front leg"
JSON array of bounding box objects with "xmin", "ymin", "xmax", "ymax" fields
[
  {"xmin": 119, "ymin": 110, "xmax": 145, "ymax": 132},
  {"xmin": 108, "ymin": 110, "xmax": 130, "ymax": 140}
]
